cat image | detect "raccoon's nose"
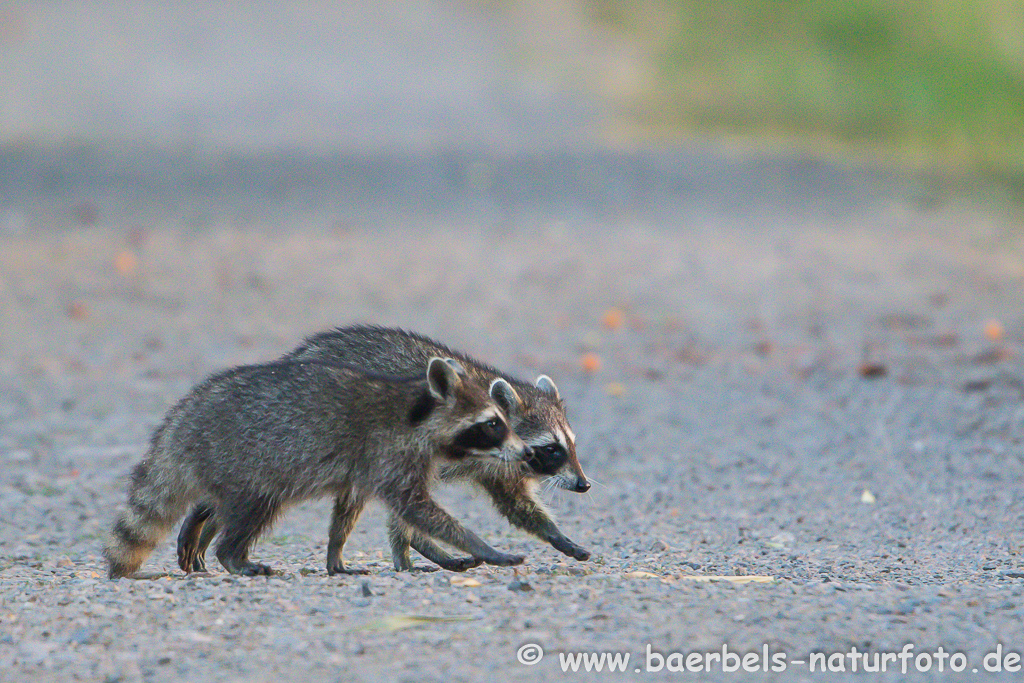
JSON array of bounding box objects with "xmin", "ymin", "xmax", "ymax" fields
[{"xmin": 574, "ymin": 479, "xmax": 591, "ymax": 493}]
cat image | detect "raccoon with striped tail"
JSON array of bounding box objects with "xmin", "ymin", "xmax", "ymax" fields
[
  {"xmin": 178, "ymin": 325, "xmax": 591, "ymax": 574},
  {"xmin": 105, "ymin": 356, "xmax": 529, "ymax": 578}
]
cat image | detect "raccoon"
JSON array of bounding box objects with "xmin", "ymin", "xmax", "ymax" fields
[
  {"xmin": 178, "ymin": 325, "xmax": 591, "ymax": 573},
  {"xmin": 104, "ymin": 357, "xmax": 529, "ymax": 578}
]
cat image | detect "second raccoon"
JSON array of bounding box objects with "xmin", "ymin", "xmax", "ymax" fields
[{"xmin": 105, "ymin": 357, "xmax": 528, "ymax": 578}]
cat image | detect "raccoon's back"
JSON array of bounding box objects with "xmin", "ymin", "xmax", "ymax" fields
[
  {"xmin": 159, "ymin": 362, "xmax": 375, "ymax": 492},
  {"xmin": 292, "ymin": 326, "xmax": 567, "ymax": 422},
  {"xmin": 291, "ymin": 325, "xmax": 518, "ymax": 387}
]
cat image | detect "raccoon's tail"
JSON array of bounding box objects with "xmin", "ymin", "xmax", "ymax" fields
[{"xmin": 104, "ymin": 454, "xmax": 197, "ymax": 579}]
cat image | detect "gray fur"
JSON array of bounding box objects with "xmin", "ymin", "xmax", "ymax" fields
[{"xmin": 105, "ymin": 357, "xmax": 528, "ymax": 578}]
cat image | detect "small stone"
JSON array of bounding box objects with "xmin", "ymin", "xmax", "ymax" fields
[
  {"xmin": 67, "ymin": 628, "xmax": 95, "ymax": 645},
  {"xmin": 508, "ymin": 578, "xmax": 533, "ymax": 593},
  {"xmin": 766, "ymin": 532, "xmax": 795, "ymax": 549},
  {"xmin": 360, "ymin": 580, "xmax": 373, "ymax": 597},
  {"xmin": 6, "ymin": 450, "xmax": 34, "ymax": 464},
  {"xmin": 18, "ymin": 640, "xmax": 55, "ymax": 663}
]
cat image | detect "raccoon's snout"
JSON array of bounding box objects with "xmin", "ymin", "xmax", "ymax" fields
[{"xmin": 573, "ymin": 478, "xmax": 591, "ymax": 493}]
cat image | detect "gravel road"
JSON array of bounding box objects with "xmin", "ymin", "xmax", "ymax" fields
[
  {"xmin": 1, "ymin": 167, "xmax": 1023, "ymax": 681},
  {"xmin": 6, "ymin": 2, "xmax": 1023, "ymax": 680}
]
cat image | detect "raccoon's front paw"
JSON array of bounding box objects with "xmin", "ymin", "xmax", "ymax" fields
[
  {"xmin": 327, "ymin": 560, "xmax": 370, "ymax": 576},
  {"xmin": 237, "ymin": 562, "xmax": 274, "ymax": 576},
  {"xmin": 551, "ymin": 536, "xmax": 591, "ymax": 561},
  {"xmin": 482, "ymin": 552, "xmax": 525, "ymax": 567},
  {"xmin": 438, "ymin": 556, "xmax": 483, "ymax": 572},
  {"xmin": 330, "ymin": 567, "xmax": 371, "ymax": 576},
  {"xmin": 562, "ymin": 543, "xmax": 591, "ymax": 561},
  {"xmin": 570, "ymin": 547, "xmax": 591, "ymax": 561}
]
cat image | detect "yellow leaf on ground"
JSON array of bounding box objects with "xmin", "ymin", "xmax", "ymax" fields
[
  {"xmin": 450, "ymin": 577, "xmax": 481, "ymax": 587},
  {"xmin": 678, "ymin": 575, "xmax": 775, "ymax": 584},
  {"xmin": 358, "ymin": 614, "xmax": 477, "ymax": 632},
  {"xmin": 605, "ymin": 382, "xmax": 627, "ymax": 397}
]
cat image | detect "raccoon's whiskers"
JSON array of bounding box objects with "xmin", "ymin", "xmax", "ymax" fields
[{"xmin": 540, "ymin": 477, "xmax": 559, "ymax": 496}]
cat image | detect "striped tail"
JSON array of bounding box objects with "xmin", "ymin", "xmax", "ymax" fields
[{"xmin": 104, "ymin": 458, "xmax": 192, "ymax": 578}]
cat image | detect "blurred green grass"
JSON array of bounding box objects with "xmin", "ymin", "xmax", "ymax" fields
[{"xmin": 592, "ymin": 0, "xmax": 1024, "ymax": 195}]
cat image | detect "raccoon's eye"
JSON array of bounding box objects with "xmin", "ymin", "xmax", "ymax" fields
[
  {"xmin": 452, "ymin": 417, "xmax": 508, "ymax": 453},
  {"xmin": 525, "ymin": 442, "xmax": 568, "ymax": 475},
  {"xmin": 481, "ymin": 418, "xmax": 505, "ymax": 439}
]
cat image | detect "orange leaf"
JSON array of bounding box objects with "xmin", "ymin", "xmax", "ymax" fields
[
  {"xmin": 114, "ymin": 250, "xmax": 138, "ymax": 276},
  {"xmin": 984, "ymin": 319, "xmax": 1004, "ymax": 341},
  {"xmin": 602, "ymin": 308, "xmax": 624, "ymax": 330}
]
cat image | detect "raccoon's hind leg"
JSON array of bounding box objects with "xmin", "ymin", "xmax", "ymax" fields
[
  {"xmin": 104, "ymin": 459, "xmax": 195, "ymax": 579},
  {"xmin": 386, "ymin": 512, "xmax": 415, "ymax": 571},
  {"xmin": 177, "ymin": 503, "xmax": 216, "ymax": 573},
  {"xmin": 382, "ymin": 484, "xmax": 525, "ymax": 567},
  {"xmin": 387, "ymin": 512, "xmax": 481, "ymax": 572},
  {"xmin": 194, "ymin": 514, "xmax": 219, "ymax": 567},
  {"xmin": 214, "ymin": 494, "xmax": 281, "ymax": 576},
  {"xmin": 326, "ymin": 491, "xmax": 369, "ymax": 576},
  {"xmin": 479, "ymin": 474, "xmax": 590, "ymax": 561}
]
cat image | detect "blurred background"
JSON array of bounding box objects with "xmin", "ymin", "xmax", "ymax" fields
[{"xmin": 3, "ymin": 0, "xmax": 1023, "ymax": 229}]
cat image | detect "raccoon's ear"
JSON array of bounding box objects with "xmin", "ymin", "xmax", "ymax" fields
[
  {"xmin": 443, "ymin": 358, "xmax": 467, "ymax": 376},
  {"xmin": 427, "ymin": 356, "xmax": 461, "ymax": 401},
  {"xmin": 535, "ymin": 374, "xmax": 560, "ymax": 399},
  {"xmin": 489, "ymin": 378, "xmax": 522, "ymax": 419}
]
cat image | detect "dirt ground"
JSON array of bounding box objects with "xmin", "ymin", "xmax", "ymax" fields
[{"xmin": 1, "ymin": 162, "xmax": 1024, "ymax": 681}]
